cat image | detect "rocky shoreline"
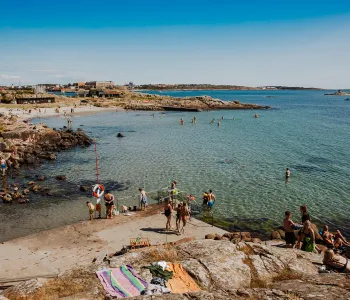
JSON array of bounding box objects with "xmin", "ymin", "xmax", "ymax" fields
[
  {"xmin": 122, "ymin": 94, "xmax": 271, "ymax": 111},
  {"xmin": 0, "ymin": 114, "xmax": 92, "ymax": 204}
]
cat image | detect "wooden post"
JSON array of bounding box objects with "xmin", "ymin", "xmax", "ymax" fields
[{"xmin": 94, "ymin": 138, "xmax": 99, "ymax": 183}]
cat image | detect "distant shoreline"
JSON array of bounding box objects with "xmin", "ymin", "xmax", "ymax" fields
[{"xmin": 134, "ymin": 86, "xmax": 323, "ymax": 91}]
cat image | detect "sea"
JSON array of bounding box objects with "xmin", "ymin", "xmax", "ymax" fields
[{"xmin": 1, "ymin": 89, "xmax": 349, "ymax": 242}]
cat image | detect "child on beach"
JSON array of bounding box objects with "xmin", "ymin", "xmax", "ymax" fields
[
  {"xmin": 95, "ymin": 198, "xmax": 102, "ymax": 219},
  {"xmin": 86, "ymin": 201, "xmax": 95, "ymax": 220},
  {"xmin": 1, "ymin": 158, "xmax": 6, "ymax": 176}
]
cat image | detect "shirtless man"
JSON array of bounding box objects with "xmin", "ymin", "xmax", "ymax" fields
[
  {"xmin": 1, "ymin": 158, "xmax": 6, "ymax": 176},
  {"xmin": 208, "ymin": 190, "xmax": 216, "ymax": 210},
  {"xmin": 104, "ymin": 192, "xmax": 115, "ymax": 219},
  {"xmin": 283, "ymin": 211, "xmax": 298, "ymax": 248}
]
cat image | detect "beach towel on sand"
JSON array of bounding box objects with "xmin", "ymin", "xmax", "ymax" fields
[
  {"xmin": 96, "ymin": 265, "xmax": 148, "ymax": 298},
  {"xmin": 166, "ymin": 263, "xmax": 201, "ymax": 294}
]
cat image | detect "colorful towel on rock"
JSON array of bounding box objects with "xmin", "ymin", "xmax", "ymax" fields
[{"xmin": 96, "ymin": 265, "xmax": 148, "ymax": 298}]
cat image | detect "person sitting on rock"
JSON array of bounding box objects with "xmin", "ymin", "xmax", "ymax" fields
[
  {"xmin": 322, "ymin": 225, "xmax": 349, "ymax": 248},
  {"xmin": 296, "ymin": 220, "xmax": 316, "ymax": 252},
  {"xmin": 323, "ymin": 249, "xmax": 350, "ymax": 273}
]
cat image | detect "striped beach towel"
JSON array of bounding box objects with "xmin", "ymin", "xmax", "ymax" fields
[{"xmin": 96, "ymin": 265, "xmax": 148, "ymax": 298}]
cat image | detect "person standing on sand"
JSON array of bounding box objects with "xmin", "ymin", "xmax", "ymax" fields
[
  {"xmin": 180, "ymin": 202, "xmax": 190, "ymax": 234},
  {"xmin": 86, "ymin": 201, "xmax": 95, "ymax": 220},
  {"xmin": 170, "ymin": 180, "xmax": 177, "ymax": 208},
  {"xmin": 104, "ymin": 191, "xmax": 115, "ymax": 219},
  {"xmin": 139, "ymin": 188, "xmax": 148, "ymax": 211},
  {"xmin": 283, "ymin": 211, "xmax": 299, "ymax": 248},
  {"xmin": 164, "ymin": 199, "xmax": 173, "ymax": 231},
  {"xmin": 1, "ymin": 157, "xmax": 6, "ymax": 176},
  {"xmin": 175, "ymin": 203, "xmax": 183, "ymax": 233},
  {"xmin": 95, "ymin": 197, "xmax": 102, "ymax": 219}
]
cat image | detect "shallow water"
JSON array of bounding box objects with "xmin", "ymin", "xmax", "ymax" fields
[{"xmin": 1, "ymin": 90, "xmax": 350, "ymax": 241}]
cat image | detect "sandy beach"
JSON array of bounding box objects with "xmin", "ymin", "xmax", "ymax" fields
[
  {"xmin": 0, "ymin": 105, "xmax": 123, "ymax": 121},
  {"xmin": 0, "ymin": 204, "xmax": 227, "ymax": 283}
]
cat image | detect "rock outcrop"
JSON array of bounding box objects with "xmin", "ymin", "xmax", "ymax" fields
[
  {"xmin": 0, "ymin": 115, "xmax": 92, "ymax": 174},
  {"xmin": 2, "ymin": 239, "xmax": 349, "ymax": 299}
]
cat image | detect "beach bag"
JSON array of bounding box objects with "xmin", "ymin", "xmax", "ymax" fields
[{"xmin": 304, "ymin": 237, "xmax": 315, "ymax": 252}]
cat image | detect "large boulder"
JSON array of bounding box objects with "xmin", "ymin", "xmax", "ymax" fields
[{"xmin": 178, "ymin": 240, "xmax": 251, "ymax": 290}]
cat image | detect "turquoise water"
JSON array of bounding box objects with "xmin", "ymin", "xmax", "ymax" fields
[{"xmin": 1, "ymin": 90, "xmax": 349, "ymax": 241}]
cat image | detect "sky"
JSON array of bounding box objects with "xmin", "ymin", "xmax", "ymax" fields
[{"xmin": 0, "ymin": 0, "xmax": 350, "ymax": 88}]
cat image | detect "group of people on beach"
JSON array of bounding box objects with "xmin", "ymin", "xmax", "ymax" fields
[
  {"xmin": 86, "ymin": 189, "xmax": 115, "ymax": 220},
  {"xmin": 163, "ymin": 199, "xmax": 190, "ymax": 235},
  {"xmin": 283, "ymin": 205, "xmax": 350, "ymax": 273}
]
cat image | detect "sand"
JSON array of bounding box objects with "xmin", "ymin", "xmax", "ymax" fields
[
  {"xmin": 0, "ymin": 105, "xmax": 123, "ymax": 121},
  {"xmin": 0, "ymin": 204, "xmax": 226, "ymax": 282}
]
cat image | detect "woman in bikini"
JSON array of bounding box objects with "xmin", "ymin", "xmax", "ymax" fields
[
  {"xmin": 323, "ymin": 249, "xmax": 350, "ymax": 273},
  {"xmin": 175, "ymin": 203, "xmax": 183, "ymax": 233},
  {"xmin": 164, "ymin": 200, "xmax": 173, "ymax": 231}
]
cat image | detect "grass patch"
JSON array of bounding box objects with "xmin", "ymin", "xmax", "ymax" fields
[
  {"xmin": 243, "ymin": 257, "xmax": 268, "ymax": 288},
  {"xmin": 4, "ymin": 267, "xmax": 103, "ymax": 300},
  {"xmin": 272, "ymin": 267, "xmax": 303, "ymax": 282},
  {"xmin": 141, "ymin": 244, "xmax": 179, "ymax": 264}
]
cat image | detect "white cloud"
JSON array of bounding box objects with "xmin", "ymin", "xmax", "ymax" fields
[
  {"xmin": 29, "ymin": 69, "xmax": 58, "ymax": 73},
  {"xmin": 0, "ymin": 74, "xmax": 21, "ymax": 80},
  {"xmin": 48, "ymin": 74, "xmax": 65, "ymax": 78}
]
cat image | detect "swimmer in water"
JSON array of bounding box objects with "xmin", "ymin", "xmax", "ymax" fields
[
  {"xmin": 180, "ymin": 118, "xmax": 184, "ymax": 125},
  {"xmin": 286, "ymin": 168, "xmax": 291, "ymax": 178},
  {"xmin": 210, "ymin": 118, "xmax": 215, "ymax": 125},
  {"xmin": 221, "ymin": 116, "xmax": 224, "ymax": 120},
  {"xmin": 254, "ymin": 113, "xmax": 258, "ymax": 118},
  {"xmin": 217, "ymin": 121, "xmax": 220, "ymax": 127}
]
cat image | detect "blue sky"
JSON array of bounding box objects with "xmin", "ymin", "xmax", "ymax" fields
[{"xmin": 1, "ymin": 0, "xmax": 350, "ymax": 88}]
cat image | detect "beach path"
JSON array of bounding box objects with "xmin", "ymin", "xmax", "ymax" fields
[{"xmin": 0, "ymin": 206, "xmax": 226, "ymax": 283}]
